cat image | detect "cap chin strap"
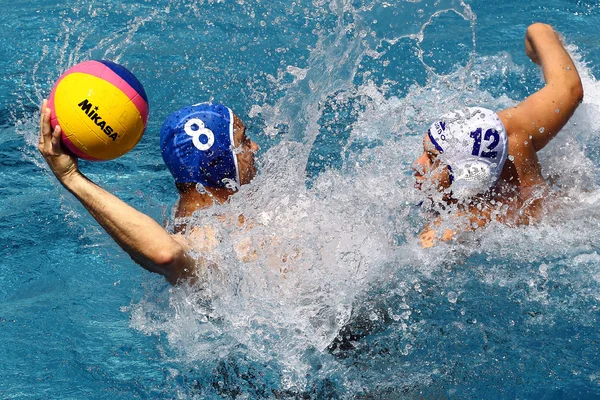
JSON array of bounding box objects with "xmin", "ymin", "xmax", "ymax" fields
[
  {"xmin": 449, "ymin": 160, "xmax": 494, "ymax": 200},
  {"xmin": 225, "ymin": 106, "xmax": 240, "ymax": 187}
]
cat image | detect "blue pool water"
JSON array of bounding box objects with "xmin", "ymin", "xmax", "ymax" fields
[{"xmin": 3, "ymin": 0, "xmax": 600, "ymax": 398}]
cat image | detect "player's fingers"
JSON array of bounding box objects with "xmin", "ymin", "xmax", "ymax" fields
[
  {"xmin": 50, "ymin": 125, "xmax": 62, "ymax": 154},
  {"xmin": 41, "ymin": 107, "xmax": 53, "ymax": 142},
  {"xmin": 38, "ymin": 100, "xmax": 48, "ymax": 145}
]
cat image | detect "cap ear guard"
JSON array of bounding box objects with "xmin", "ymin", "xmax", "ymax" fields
[{"xmin": 448, "ymin": 160, "xmax": 495, "ymax": 200}]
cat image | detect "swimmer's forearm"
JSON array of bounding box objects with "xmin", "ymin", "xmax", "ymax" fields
[
  {"xmin": 59, "ymin": 171, "xmax": 194, "ymax": 284},
  {"xmin": 501, "ymin": 24, "xmax": 584, "ymax": 152}
]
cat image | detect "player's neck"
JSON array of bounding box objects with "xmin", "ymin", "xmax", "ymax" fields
[{"xmin": 175, "ymin": 183, "xmax": 237, "ymax": 217}]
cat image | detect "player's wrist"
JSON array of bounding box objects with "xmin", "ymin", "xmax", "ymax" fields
[{"xmin": 58, "ymin": 167, "xmax": 84, "ymax": 187}]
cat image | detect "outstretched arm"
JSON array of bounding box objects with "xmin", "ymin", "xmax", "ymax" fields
[
  {"xmin": 37, "ymin": 100, "xmax": 196, "ymax": 285},
  {"xmin": 498, "ymin": 23, "xmax": 583, "ymax": 151}
]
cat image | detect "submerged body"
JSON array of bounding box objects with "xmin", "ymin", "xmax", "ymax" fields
[{"xmin": 414, "ymin": 23, "xmax": 584, "ymax": 246}]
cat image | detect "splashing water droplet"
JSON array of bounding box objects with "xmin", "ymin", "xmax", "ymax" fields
[
  {"xmin": 447, "ymin": 291, "xmax": 458, "ymax": 304},
  {"xmin": 539, "ymin": 263, "xmax": 549, "ymax": 278},
  {"xmin": 555, "ymin": 109, "xmax": 560, "ymax": 113},
  {"xmin": 539, "ymin": 127, "xmax": 545, "ymax": 133}
]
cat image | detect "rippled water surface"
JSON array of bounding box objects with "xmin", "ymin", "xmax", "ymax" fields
[{"xmin": 2, "ymin": 0, "xmax": 600, "ymax": 398}]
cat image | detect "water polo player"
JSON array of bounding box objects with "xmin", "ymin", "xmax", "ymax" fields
[
  {"xmin": 413, "ymin": 23, "xmax": 583, "ymax": 247},
  {"xmin": 160, "ymin": 103, "xmax": 258, "ymax": 231},
  {"xmin": 38, "ymin": 100, "xmax": 258, "ymax": 284}
]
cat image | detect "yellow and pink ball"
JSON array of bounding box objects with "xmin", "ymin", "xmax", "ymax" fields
[{"xmin": 48, "ymin": 60, "xmax": 149, "ymax": 161}]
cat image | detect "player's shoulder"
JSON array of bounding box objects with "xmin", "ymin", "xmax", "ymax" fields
[
  {"xmin": 497, "ymin": 109, "xmax": 522, "ymax": 139},
  {"xmin": 171, "ymin": 225, "xmax": 220, "ymax": 254}
]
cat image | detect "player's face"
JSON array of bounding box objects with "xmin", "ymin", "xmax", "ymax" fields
[
  {"xmin": 413, "ymin": 133, "xmax": 451, "ymax": 193},
  {"xmin": 233, "ymin": 115, "xmax": 259, "ymax": 186}
]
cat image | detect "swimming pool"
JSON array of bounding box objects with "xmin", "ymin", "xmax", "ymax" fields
[{"xmin": 2, "ymin": 0, "xmax": 600, "ymax": 398}]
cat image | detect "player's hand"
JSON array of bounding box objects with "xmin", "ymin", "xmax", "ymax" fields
[
  {"xmin": 524, "ymin": 23, "xmax": 557, "ymax": 66},
  {"xmin": 418, "ymin": 228, "xmax": 436, "ymax": 248},
  {"xmin": 38, "ymin": 99, "xmax": 80, "ymax": 183}
]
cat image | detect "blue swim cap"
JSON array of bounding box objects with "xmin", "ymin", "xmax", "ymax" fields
[{"xmin": 160, "ymin": 103, "xmax": 239, "ymax": 188}]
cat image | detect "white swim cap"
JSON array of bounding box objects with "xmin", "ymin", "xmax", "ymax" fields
[{"xmin": 427, "ymin": 107, "xmax": 508, "ymax": 199}]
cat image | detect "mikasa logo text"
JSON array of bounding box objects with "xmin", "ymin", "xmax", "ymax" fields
[{"xmin": 77, "ymin": 99, "xmax": 119, "ymax": 141}]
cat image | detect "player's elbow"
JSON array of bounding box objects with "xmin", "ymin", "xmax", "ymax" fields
[
  {"xmin": 153, "ymin": 247, "xmax": 181, "ymax": 268},
  {"xmin": 557, "ymin": 74, "xmax": 584, "ymax": 109},
  {"xmin": 149, "ymin": 246, "xmax": 194, "ymax": 284},
  {"xmin": 571, "ymin": 79, "xmax": 584, "ymax": 105}
]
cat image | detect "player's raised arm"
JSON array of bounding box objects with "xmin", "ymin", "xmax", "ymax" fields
[
  {"xmin": 498, "ymin": 23, "xmax": 583, "ymax": 151},
  {"xmin": 38, "ymin": 100, "xmax": 196, "ymax": 285}
]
